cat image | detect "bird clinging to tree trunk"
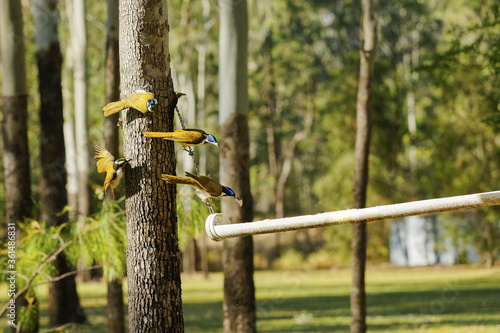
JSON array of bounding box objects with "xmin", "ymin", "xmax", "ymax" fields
[
  {"xmin": 103, "ymin": 90, "xmax": 157, "ymax": 116},
  {"xmin": 144, "ymin": 129, "xmax": 218, "ymax": 149},
  {"xmin": 94, "ymin": 145, "xmax": 129, "ymax": 198}
]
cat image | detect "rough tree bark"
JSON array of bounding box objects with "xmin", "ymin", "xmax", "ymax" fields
[
  {"xmin": 32, "ymin": 0, "xmax": 87, "ymax": 325},
  {"xmin": 0, "ymin": 1, "xmax": 36, "ymax": 331},
  {"xmin": 351, "ymin": 1, "xmax": 377, "ymax": 333},
  {"xmin": 104, "ymin": 0, "xmax": 125, "ymax": 331},
  {"xmin": 119, "ymin": 0, "xmax": 184, "ymax": 331},
  {"xmin": 219, "ymin": 0, "xmax": 256, "ymax": 332}
]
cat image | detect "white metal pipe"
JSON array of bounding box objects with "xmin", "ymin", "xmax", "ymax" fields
[{"xmin": 205, "ymin": 190, "xmax": 500, "ymax": 241}]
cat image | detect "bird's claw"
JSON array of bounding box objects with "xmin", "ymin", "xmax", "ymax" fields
[{"xmin": 205, "ymin": 198, "xmax": 215, "ymax": 214}]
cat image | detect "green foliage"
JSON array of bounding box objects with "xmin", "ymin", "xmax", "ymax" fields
[
  {"xmin": 0, "ymin": 202, "xmax": 127, "ymax": 329},
  {"xmin": 17, "ymin": 287, "xmax": 39, "ymax": 333},
  {"xmin": 304, "ymin": 248, "xmax": 337, "ymax": 270},
  {"xmin": 83, "ymin": 200, "xmax": 127, "ymax": 281},
  {"xmin": 272, "ymin": 249, "xmax": 305, "ymax": 270}
]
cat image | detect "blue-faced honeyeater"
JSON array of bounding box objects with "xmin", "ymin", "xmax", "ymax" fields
[
  {"xmin": 144, "ymin": 129, "xmax": 218, "ymax": 149},
  {"xmin": 94, "ymin": 145, "xmax": 129, "ymax": 198},
  {"xmin": 161, "ymin": 172, "xmax": 242, "ymax": 209},
  {"xmin": 103, "ymin": 90, "xmax": 157, "ymax": 117}
]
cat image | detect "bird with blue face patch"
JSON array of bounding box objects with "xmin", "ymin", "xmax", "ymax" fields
[
  {"xmin": 144, "ymin": 129, "xmax": 218, "ymax": 149},
  {"xmin": 161, "ymin": 172, "xmax": 242, "ymax": 213},
  {"xmin": 94, "ymin": 146, "xmax": 129, "ymax": 198},
  {"xmin": 103, "ymin": 90, "xmax": 157, "ymax": 116}
]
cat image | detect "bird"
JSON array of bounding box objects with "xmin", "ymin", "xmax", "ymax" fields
[
  {"xmin": 94, "ymin": 145, "xmax": 129, "ymax": 198},
  {"xmin": 144, "ymin": 129, "xmax": 218, "ymax": 149},
  {"xmin": 161, "ymin": 172, "xmax": 242, "ymax": 213},
  {"xmin": 103, "ymin": 90, "xmax": 157, "ymax": 117}
]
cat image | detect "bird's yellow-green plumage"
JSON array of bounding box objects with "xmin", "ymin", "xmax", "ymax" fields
[
  {"xmin": 161, "ymin": 172, "xmax": 223, "ymax": 197},
  {"xmin": 103, "ymin": 90, "xmax": 156, "ymax": 116},
  {"xmin": 94, "ymin": 145, "xmax": 124, "ymax": 198},
  {"xmin": 144, "ymin": 129, "xmax": 217, "ymax": 148}
]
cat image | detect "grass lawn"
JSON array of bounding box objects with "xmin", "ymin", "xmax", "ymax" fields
[{"xmin": 1, "ymin": 265, "xmax": 499, "ymax": 332}]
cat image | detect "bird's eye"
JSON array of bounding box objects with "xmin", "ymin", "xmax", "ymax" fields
[
  {"xmin": 226, "ymin": 188, "xmax": 235, "ymax": 196},
  {"xmin": 208, "ymin": 135, "xmax": 217, "ymax": 143},
  {"xmin": 147, "ymin": 99, "xmax": 157, "ymax": 110}
]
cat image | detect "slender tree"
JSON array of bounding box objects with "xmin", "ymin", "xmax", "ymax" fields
[
  {"xmin": 61, "ymin": 0, "xmax": 78, "ymax": 220},
  {"xmin": 119, "ymin": 0, "xmax": 184, "ymax": 330},
  {"xmin": 1, "ymin": 0, "xmax": 31, "ymax": 235},
  {"xmin": 104, "ymin": 0, "xmax": 125, "ymax": 331},
  {"xmin": 219, "ymin": 0, "xmax": 256, "ymax": 332},
  {"xmin": 71, "ymin": 0, "xmax": 91, "ymax": 219},
  {"xmin": 32, "ymin": 0, "xmax": 87, "ymax": 325},
  {"xmin": 0, "ymin": 1, "xmax": 36, "ymax": 331},
  {"xmin": 351, "ymin": 1, "xmax": 377, "ymax": 332}
]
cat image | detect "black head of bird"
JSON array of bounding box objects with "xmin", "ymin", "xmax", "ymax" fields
[
  {"xmin": 114, "ymin": 158, "xmax": 129, "ymax": 169},
  {"xmin": 204, "ymin": 133, "xmax": 218, "ymax": 147},
  {"xmin": 146, "ymin": 98, "xmax": 158, "ymax": 112},
  {"xmin": 221, "ymin": 186, "xmax": 243, "ymax": 206}
]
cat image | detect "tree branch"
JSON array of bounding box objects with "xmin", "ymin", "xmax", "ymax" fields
[{"xmin": 0, "ymin": 221, "xmax": 98, "ymax": 318}]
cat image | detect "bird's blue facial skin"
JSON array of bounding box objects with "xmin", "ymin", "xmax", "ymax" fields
[
  {"xmin": 147, "ymin": 99, "xmax": 157, "ymax": 111},
  {"xmin": 207, "ymin": 135, "xmax": 216, "ymax": 143},
  {"xmin": 225, "ymin": 187, "xmax": 235, "ymax": 197}
]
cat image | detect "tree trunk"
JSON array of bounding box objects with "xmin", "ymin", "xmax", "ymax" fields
[
  {"xmin": 71, "ymin": 0, "xmax": 90, "ymax": 220},
  {"xmin": 32, "ymin": 0, "xmax": 87, "ymax": 325},
  {"xmin": 196, "ymin": 0, "xmax": 210, "ymax": 175},
  {"xmin": 1, "ymin": 0, "xmax": 32, "ymax": 230},
  {"xmin": 351, "ymin": 1, "xmax": 377, "ymax": 333},
  {"xmin": 65, "ymin": 0, "xmax": 92, "ymax": 283},
  {"xmin": 106, "ymin": 279, "xmax": 124, "ymax": 333},
  {"xmin": 61, "ymin": 1, "xmax": 78, "ymax": 219},
  {"xmin": 0, "ymin": 1, "xmax": 37, "ymax": 332},
  {"xmin": 104, "ymin": 0, "xmax": 125, "ymax": 331},
  {"xmin": 219, "ymin": 1, "xmax": 256, "ymax": 332},
  {"xmin": 197, "ymin": 0, "xmax": 212, "ymax": 279},
  {"xmin": 119, "ymin": 0, "xmax": 184, "ymax": 331}
]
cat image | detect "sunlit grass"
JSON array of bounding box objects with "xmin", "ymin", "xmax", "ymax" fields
[{"xmin": 1, "ymin": 265, "xmax": 499, "ymax": 332}]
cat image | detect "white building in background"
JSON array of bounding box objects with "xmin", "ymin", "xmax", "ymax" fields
[{"xmin": 389, "ymin": 215, "xmax": 479, "ymax": 266}]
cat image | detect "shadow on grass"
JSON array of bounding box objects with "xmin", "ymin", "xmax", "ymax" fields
[
  {"xmin": 252, "ymin": 286, "xmax": 500, "ymax": 332},
  {"xmin": 25, "ymin": 274, "xmax": 500, "ymax": 332}
]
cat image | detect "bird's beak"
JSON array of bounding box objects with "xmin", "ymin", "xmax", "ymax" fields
[
  {"xmin": 214, "ymin": 142, "xmax": 219, "ymax": 148},
  {"xmin": 235, "ymin": 197, "xmax": 243, "ymax": 206}
]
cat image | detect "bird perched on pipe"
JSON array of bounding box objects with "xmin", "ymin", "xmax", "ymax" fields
[
  {"xmin": 103, "ymin": 90, "xmax": 157, "ymax": 116},
  {"xmin": 94, "ymin": 145, "xmax": 129, "ymax": 198},
  {"xmin": 144, "ymin": 129, "xmax": 218, "ymax": 149},
  {"xmin": 161, "ymin": 172, "xmax": 242, "ymax": 213}
]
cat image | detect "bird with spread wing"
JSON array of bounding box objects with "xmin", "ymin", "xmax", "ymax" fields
[{"xmin": 94, "ymin": 145, "xmax": 129, "ymax": 198}]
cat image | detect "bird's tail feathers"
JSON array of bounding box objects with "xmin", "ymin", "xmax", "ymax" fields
[
  {"xmin": 161, "ymin": 174, "xmax": 198, "ymax": 186},
  {"xmin": 103, "ymin": 100, "xmax": 129, "ymax": 117},
  {"xmin": 144, "ymin": 132, "xmax": 174, "ymax": 138}
]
